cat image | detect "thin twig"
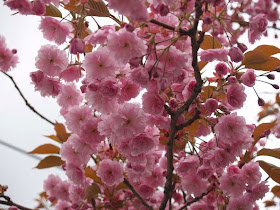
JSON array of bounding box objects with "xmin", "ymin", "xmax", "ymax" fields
[
  {"xmin": 0, "ymin": 195, "xmax": 33, "ymax": 210},
  {"xmin": 176, "ymin": 110, "xmax": 201, "ymax": 130},
  {"xmin": 150, "ymin": 19, "xmax": 191, "ymax": 36},
  {"xmin": 123, "ymin": 178, "xmax": 153, "ymax": 210},
  {"xmin": 1, "ymin": 71, "xmax": 55, "ymax": 125},
  {"xmin": 178, "ymin": 188, "xmax": 215, "ymax": 210}
]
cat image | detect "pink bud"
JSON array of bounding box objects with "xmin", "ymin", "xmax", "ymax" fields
[
  {"xmin": 205, "ymin": 98, "xmax": 218, "ymax": 113},
  {"xmin": 125, "ymin": 24, "xmax": 135, "ymax": 32},
  {"xmin": 70, "ymin": 38, "xmax": 85, "ymax": 54},
  {"xmin": 159, "ymin": 4, "xmax": 169, "ymax": 16},
  {"xmin": 237, "ymin": 43, "xmax": 248, "ymax": 53},
  {"xmin": 215, "ymin": 62, "xmax": 228, "ymax": 75},
  {"xmin": 258, "ymin": 98, "xmax": 265, "ymax": 106},
  {"xmin": 31, "ymin": 0, "xmax": 46, "ymax": 16},
  {"xmin": 228, "ymin": 76, "xmax": 237, "ymax": 84},
  {"xmin": 267, "ymin": 74, "xmax": 275, "ymax": 80},
  {"xmin": 229, "ymin": 47, "xmax": 244, "ymax": 62}
]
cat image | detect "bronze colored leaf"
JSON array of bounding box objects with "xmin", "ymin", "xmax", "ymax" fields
[
  {"xmin": 254, "ymin": 45, "xmax": 280, "ymax": 57},
  {"xmin": 264, "ymin": 200, "xmax": 276, "ymax": 207},
  {"xmin": 116, "ymin": 182, "xmax": 128, "ymax": 190},
  {"xmin": 258, "ymin": 160, "xmax": 280, "ymax": 184},
  {"xmin": 55, "ymin": 123, "xmax": 71, "ymax": 142},
  {"xmin": 276, "ymin": 93, "xmax": 280, "ymax": 106},
  {"xmin": 85, "ymin": 183, "xmax": 101, "ymax": 201},
  {"xmin": 35, "ymin": 156, "xmax": 64, "ymax": 169},
  {"xmin": 271, "ymin": 186, "xmax": 280, "ymax": 197},
  {"xmin": 252, "ymin": 121, "xmax": 276, "ymax": 145},
  {"xmin": 45, "ymin": 135, "xmax": 61, "ymax": 143},
  {"xmin": 64, "ymin": 0, "xmax": 81, "ymax": 12},
  {"xmin": 200, "ymin": 35, "xmax": 222, "ymax": 50},
  {"xmin": 258, "ymin": 108, "xmax": 278, "ymax": 122},
  {"xmin": 84, "ymin": 0, "xmax": 110, "ymax": 17},
  {"xmin": 198, "ymin": 61, "xmax": 208, "ymax": 71},
  {"xmin": 45, "ymin": 4, "xmax": 62, "ymax": 18},
  {"xmin": 30, "ymin": 144, "xmax": 60, "ymax": 154},
  {"xmin": 257, "ymin": 148, "xmax": 280, "ymax": 159},
  {"xmin": 245, "ymin": 57, "xmax": 280, "ymax": 71},
  {"xmin": 200, "ymin": 86, "xmax": 216, "ymax": 101},
  {"xmin": 85, "ymin": 166, "xmax": 103, "ymax": 184},
  {"xmin": 242, "ymin": 50, "xmax": 270, "ymax": 66}
]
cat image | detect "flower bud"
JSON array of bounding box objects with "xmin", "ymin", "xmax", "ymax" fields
[
  {"xmin": 258, "ymin": 98, "xmax": 265, "ymax": 106},
  {"xmin": 267, "ymin": 74, "xmax": 275, "ymax": 80},
  {"xmin": 229, "ymin": 46, "xmax": 244, "ymax": 62},
  {"xmin": 70, "ymin": 38, "xmax": 85, "ymax": 54}
]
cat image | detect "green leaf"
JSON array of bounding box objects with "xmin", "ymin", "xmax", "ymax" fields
[
  {"xmin": 29, "ymin": 144, "xmax": 60, "ymax": 154},
  {"xmin": 257, "ymin": 148, "xmax": 280, "ymax": 159},
  {"xmin": 45, "ymin": 4, "xmax": 62, "ymax": 18},
  {"xmin": 258, "ymin": 160, "xmax": 280, "ymax": 184},
  {"xmin": 35, "ymin": 156, "xmax": 64, "ymax": 169},
  {"xmin": 200, "ymin": 35, "xmax": 222, "ymax": 50}
]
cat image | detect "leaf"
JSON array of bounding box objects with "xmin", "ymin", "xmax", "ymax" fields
[
  {"xmin": 85, "ymin": 44, "xmax": 93, "ymax": 53},
  {"xmin": 55, "ymin": 123, "xmax": 71, "ymax": 142},
  {"xmin": 252, "ymin": 121, "xmax": 276, "ymax": 145},
  {"xmin": 35, "ymin": 156, "xmax": 64, "ymax": 169},
  {"xmin": 85, "ymin": 183, "xmax": 101, "ymax": 201},
  {"xmin": 116, "ymin": 182, "xmax": 128, "ymax": 190},
  {"xmin": 257, "ymin": 148, "xmax": 280, "ymax": 159},
  {"xmin": 242, "ymin": 50, "xmax": 270, "ymax": 66},
  {"xmin": 200, "ymin": 35, "xmax": 222, "ymax": 50},
  {"xmin": 200, "ymin": 86, "xmax": 216, "ymax": 101},
  {"xmin": 276, "ymin": 93, "xmax": 280, "ymax": 106},
  {"xmin": 85, "ymin": 166, "xmax": 103, "ymax": 184},
  {"xmin": 258, "ymin": 160, "xmax": 280, "ymax": 184},
  {"xmin": 45, "ymin": 135, "xmax": 61, "ymax": 143},
  {"xmin": 44, "ymin": 4, "xmax": 62, "ymax": 18},
  {"xmin": 258, "ymin": 108, "xmax": 278, "ymax": 121},
  {"xmin": 264, "ymin": 200, "xmax": 276, "ymax": 207},
  {"xmin": 30, "ymin": 144, "xmax": 60, "ymax": 154},
  {"xmin": 271, "ymin": 186, "xmax": 280, "ymax": 197},
  {"xmin": 254, "ymin": 45, "xmax": 280, "ymax": 56},
  {"xmin": 198, "ymin": 61, "xmax": 208, "ymax": 71},
  {"xmin": 245, "ymin": 57, "xmax": 280, "ymax": 71},
  {"xmin": 84, "ymin": 0, "xmax": 110, "ymax": 17},
  {"xmin": 64, "ymin": 0, "xmax": 81, "ymax": 11}
]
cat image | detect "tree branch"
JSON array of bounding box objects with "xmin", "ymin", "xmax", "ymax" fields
[
  {"xmin": 123, "ymin": 178, "xmax": 153, "ymax": 210},
  {"xmin": 178, "ymin": 188, "xmax": 215, "ymax": 210},
  {"xmin": 1, "ymin": 71, "xmax": 55, "ymax": 125},
  {"xmin": 0, "ymin": 195, "xmax": 32, "ymax": 210},
  {"xmin": 150, "ymin": 19, "xmax": 191, "ymax": 36},
  {"xmin": 176, "ymin": 110, "xmax": 201, "ymax": 130},
  {"xmin": 158, "ymin": 1, "xmax": 205, "ymax": 210}
]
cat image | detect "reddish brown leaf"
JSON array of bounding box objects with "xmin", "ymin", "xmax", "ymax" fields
[
  {"xmin": 85, "ymin": 166, "xmax": 103, "ymax": 184},
  {"xmin": 271, "ymin": 186, "xmax": 280, "ymax": 197},
  {"xmin": 258, "ymin": 160, "xmax": 280, "ymax": 184},
  {"xmin": 35, "ymin": 156, "xmax": 64, "ymax": 169},
  {"xmin": 264, "ymin": 200, "xmax": 276, "ymax": 207},
  {"xmin": 254, "ymin": 45, "xmax": 280, "ymax": 56},
  {"xmin": 30, "ymin": 144, "xmax": 60, "ymax": 154},
  {"xmin": 85, "ymin": 183, "xmax": 101, "ymax": 201},
  {"xmin": 55, "ymin": 123, "xmax": 71, "ymax": 142},
  {"xmin": 276, "ymin": 93, "xmax": 280, "ymax": 106},
  {"xmin": 45, "ymin": 135, "xmax": 61, "ymax": 143},
  {"xmin": 257, "ymin": 148, "xmax": 280, "ymax": 159},
  {"xmin": 200, "ymin": 35, "xmax": 222, "ymax": 50},
  {"xmin": 44, "ymin": 4, "xmax": 62, "ymax": 18},
  {"xmin": 198, "ymin": 61, "xmax": 208, "ymax": 71},
  {"xmin": 84, "ymin": 0, "xmax": 110, "ymax": 17},
  {"xmin": 252, "ymin": 121, "xmax": 276, "ymax": 145},
  {"xmin": 242, "ymin": 50, "xmax": 270, "ymax": 66}
]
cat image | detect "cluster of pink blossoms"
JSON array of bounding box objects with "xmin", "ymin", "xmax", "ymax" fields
[
  {"xmin": 5, "ymin": 0, "xmax": 280, "ymax": 209},
  {"xmin": 0, "ymin": 35, "xmax": 18, "ymax": 72}
]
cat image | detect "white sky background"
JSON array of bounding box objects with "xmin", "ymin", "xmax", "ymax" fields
[{"xmin": 0, "ymin": 3, "xmax": 280, "ymax": 209}]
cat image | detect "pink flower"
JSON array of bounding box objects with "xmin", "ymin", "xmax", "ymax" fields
[
  {"xmin": 176, "ymin": 156, "xmax": 199, "ymax": 177},
  {"xmin": 199, "ymin": 49, "xmax": 228, "ymax": 62},
  {"xmin": 119, "ymin": 78, "xmax": 141, "ymax": 102},
  {"xmin": 39, "ymin": 17, "xmax": 73, "ymax": 45},
  {"xmin": 219, "ymin": 172, "xmax": 246, "ymax": 197},
  {"xmin": 100, "ymin": 80, "xmax": 119, "ymax": 98},
  {"xmin": 226, "ymin": 83, "xmax": 246, "ymax": 109},
  {"xmin": 83, "ymin": 48, "xmax": 117, "ymax": 80},
  {"xmin": 227, "ymin": 197, "xmax": 253, "ymax": 210},
  {"xmin": 57, "ymin": 83, "xmax": 82, "ymax": 109},
  {"xmin": 129, "ymin": 133, "xmax": 156, "ymax": 156},
  {"xmin": 85, "ymin": 26, "xmax": 114, "ymax": 46},
  {"xmin": 69, "ymin": 38, "xmax": 85, "ymax": 54},
  {"xmin": 107, "ymin": 29, "xmax": 146, "ymax": 64},
  {"xmin": 69, "ymin": 185, "xmax": 85, "ymax": 204},
  {"xmin": 215, "ymin": 113, "xmax": 249, "ymax": 143},
  {"xmin": 4, "ymin": 0, "xmax": 32, "ymax": 15},
  {"xmin": 241, "ymin": 162, "xmax": 261, "ymax": 186},
  {"xmin": 246, "ymin": 181, "xmax": 269, "ymax": 201},
  {"xmin": 107, "ymin": 0, "xmax": 149, "ymax": 23},
  {"xmin": 182, "ymin": 173, "xmax": 208, "ymax": 197},
  {"xmin": 248, "ymin": 14, "xmax": 268, "ymax": 44},
  {"xmin": 44, "ymin": 174, "xmax": 62, "ymax": 197},
  {"xmin": 59, "ymin": 65, "xmax": 82, "ymax": 82},
  {"xmin": 65, "ymin": 164, "xmax": 85, "ymax": 185},
  {"xmin": 138, "ymin": 184, "xmax": 155, "ymax": 199},
  {"xmin": 37, "ymin": 77, "xmax": 61, "ymax": 97},
  {"xmin": 31, "ymin": 0, "xmax": 46, "ymax": 16},
  {"xmin": 215, "ymin": 62, "xmax": 228, "ymax": 75},
  {"xmin": 229, "ymin": 47, "xmax": 244, "ymax": 62},
  {"xmin": 205, "ymin": 98, "xmax": 218, "ymax": 113},
  {"xmin": 64, "ymin": 105, "xmax": 92, "ymax": 133},
  {"xmin": 35, "ymin": 45, "xmax": 68, "ymax": 77},
  {"xmin": 240, "ymin": 69, "xmax": 256, "ymax": 87},
  {"xmin": 142, "ymin": 91, "xmax": 165, "ymax": 115},
  {"xmin": 97, "ymin": 159, "xmax": 124, "ymax": 186}
]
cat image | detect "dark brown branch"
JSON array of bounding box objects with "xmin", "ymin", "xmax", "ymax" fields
[
  {"xmin": 1, "ymin": 71, "xmax": 55, "ymax": 125},
  {"xmin": 164, "ymin": 104, "xmax": 174, "ymax": 116},
  {"xmin": 158, "ymin": 1, "xmax": 205, "ymax": 210},
  {"xmin": 150, "ymin": 19, "xmax": 191, "ymax": 36},
  {"xmin": 0, "ymin": 195, "xmax": 32, "ymax": 210},
  {"xmin": 176, "ymin": 110, "xmax": 201, "ymax": 130},
  {"xmin": 123, "ymin": 178, "xmax": 153, "ymax": 210},
  {"xmin": 178, "ymin": 188, "xmax": 215, "ymax": 210}
]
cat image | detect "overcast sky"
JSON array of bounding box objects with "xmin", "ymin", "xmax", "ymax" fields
[{"xmin": 0, "ymin": 3, "xmax": 280, "ymax": 209}]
